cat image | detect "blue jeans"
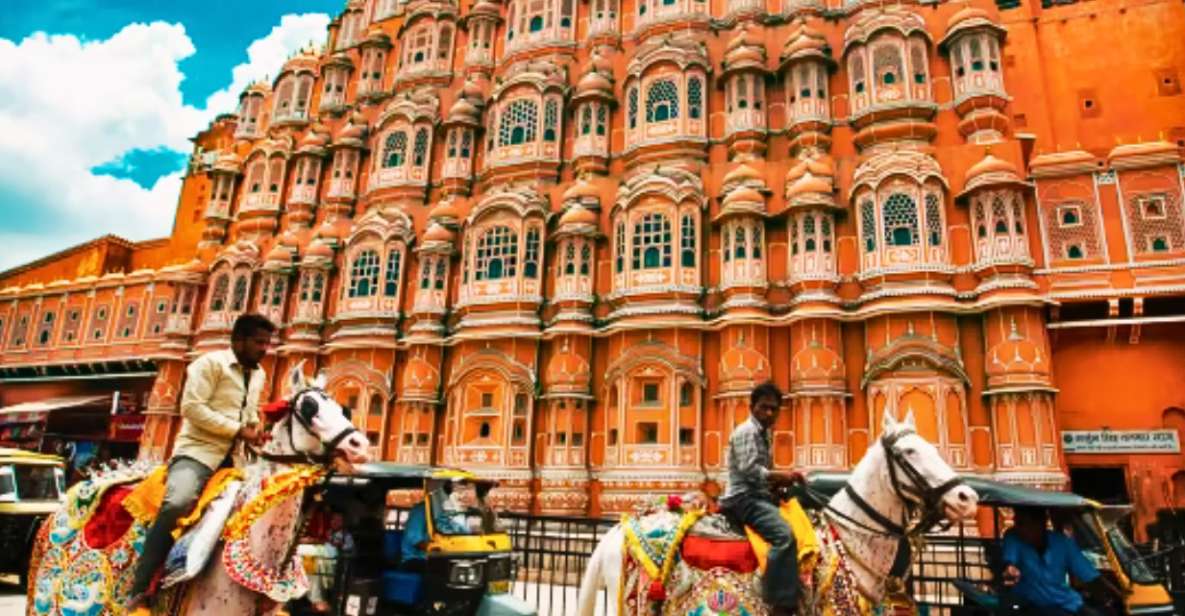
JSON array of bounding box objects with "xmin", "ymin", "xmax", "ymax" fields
[
  {"xmin": 721, "ymin": 494, "xmax": 798, "ymax": 609},
  {"xmin": 130, "ymin": 456, "xmax": 213, "ymax": 597}
]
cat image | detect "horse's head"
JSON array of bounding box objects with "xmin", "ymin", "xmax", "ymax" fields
[
  {"xmin": 875, "ymin": 411, "xmax": 978, "ymax": 525},
  {"xmin": 273, "ymin": 362, "xmax": 371, "ymax": 466}
]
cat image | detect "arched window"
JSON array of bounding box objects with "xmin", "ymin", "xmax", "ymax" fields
[
  {"xmin": 543, "ymin": 99, "xmax": 558, "ymax": 142},
  {"xmin": 883, "ymin": 193, "xmax": 919, "ymax": 247},
  {"xmin": 646, "ymin": 79, "xmax": 679, "ymax": 122},
  {"xmin": 231, "ymin": 275, "xmax": 249, "ymax": 311},
  {"xmin": 210, "ymin": 274, "xmax": 230, "ymax": 311},
  {"xmin": 476, "ymin": 226, "xmax": 519, "ymax": 280},
  {"xmin": 564, "ymin": 243, "xmax": 577, "ymax": 275},
  {"xmin": 499, "ymin": 99, "xmax": 538, "ymax": 146},
  {"xmin": 384, "ymin": 131, "xmax": 407, "ymax": 168},
  {"xmin": 680, "ymin": 214, "xmax": 696, "ymax": 267},
  {"xmin": 581, "ymin": 106, "xmax": 592, "ymax": 135},
  {"xmin": 580, "ymin": 243, "xmax": 591, "ymax": 274},
  {"xmin": 384, "ymin": 250, "xmax": 402, "ymax": 296},
  {"xmin": 349, "ymin": 250, "xmax": 381, "ymax": 298},
  {"xmin": 420, "ymin": 259, "xmax": 433, "ymax": 289},
  {"xmin": 632, "ymin": 213, "xmax": 672, "ymax": 269},
  {"xmin": 460, "ymin": 130, "xmax": 472, "ymax": 157},
  {"xmin": 267, "ymin": 158, "xmax": 284, "ymax": 193},
  {"xmin": 312, "ymin": 272, "xmax": 325, "ymax": 302},
  {"xmin": 413, "ymin": 128, "xmax": 428, "ymax": 166},
  {"xmin": 925, "ymin": 193, "xmax": 943, "ymax": 246},
  {"xmin": 861, "ymin": 200, "xmax": 877, "ymax": 252},
  {"xmin": 271, "ymin": 277, "xmax": 286, "ymax": 306},
  {"xmin": 910, "ymin": 42, "xmax": 927, "ymax": 84},
  {"xmin": 873, "ymin": 44, "xmax": 903, "ymax": 87},
  {"xmin": 438, "ymin": 26, "xmax": 452, "ymax": 60},
  {"xmin": 688, "ymin": 77, "xmax": 703, "ymax": 119},
  {"xmin": 851, "ymin": 54, "xmax": 866, "ymax": 94},
  {"xmin": 434, "ymin": 259, "xmax": 446, "ymax": 289},
  {"xmin": 247, "ymin": 160, "xmax": 265, "ymax": 193},
  {"xmin": 596, "ymin": 105, "xmax": 607, "ymax": 135},
  {"xmin": 804, "ymin": 215, "xmax": 816, "ymax": 251},
  {"xmin": 524, "ymin": 227, "xmax": 541, "ymax": 277},
  {"xmin": 816, "ymin": 219, "xmax": 826, "ymax": 253},
  {"xmin": 734, "ymin": 225, "xmax": 746, "ymax": 259},
  {"xmin": 628, "ymin": 86, "xmax": 639, "ymax": 129},
  {"xmin": 615, "ymin": 222, "xmax": 625, "ymax": 272}
]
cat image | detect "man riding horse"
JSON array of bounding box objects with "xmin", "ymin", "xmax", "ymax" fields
[
  {"xmin": 719, "ymin": 381, "xmax": 804, "ymax": 616},
  {"xmin": 126, "ymin": 313, "xmax": 276, "ymax": 614}
]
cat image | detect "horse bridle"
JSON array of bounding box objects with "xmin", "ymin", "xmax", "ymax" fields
[
  {"xmin": 248, "ymin": 387, "xmax": 360, "ymax": 466},
  {"xmin": 831, "ymin": 427, "xmax": 965, "ymax": 539}
]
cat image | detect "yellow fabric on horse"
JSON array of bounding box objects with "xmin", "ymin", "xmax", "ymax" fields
[
  {"xmin": 744, "ymin": 498, "xmax": 820, "ymax": 576},
  {"xmin": 122, "ymin": 465, "xmax": 244, "ymax": 538}
]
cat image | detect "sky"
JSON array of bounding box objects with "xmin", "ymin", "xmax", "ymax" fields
[{"xmin": 0, "ymin": 0, "xmax": 344, "ymax": 272}]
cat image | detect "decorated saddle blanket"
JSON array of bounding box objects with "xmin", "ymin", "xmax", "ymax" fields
[
  {"xmin": 678, "ymin": 499, "xmax": 820, "ymax": 575},
  {"xmin": 122, "ymin": 465, "xmax": 244, "ymax": 539}
]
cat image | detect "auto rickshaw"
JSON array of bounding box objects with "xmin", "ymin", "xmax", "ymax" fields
[
  {"xmin": 798, "ymin": 473, "xmax": 1175, "ymax": 616},
  {"xmin": 0, "ymin": 448, "xmax": 65, "ymax": 587},
  {"xmin": 289, "ymin": 463, "xmax": 534, "ymax": 616}
]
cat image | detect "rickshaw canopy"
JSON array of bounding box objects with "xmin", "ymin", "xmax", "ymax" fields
[
  {"xmin": 799, "ymin": 472, "xmax": 1099, "ymax": 510},
  {"xmin": 326, "ymin": 463, "xmax": 495, "ymax": 494},
  {"xmin": 0, "ymin": 448, "xmax": 64, "ymax": 467}
]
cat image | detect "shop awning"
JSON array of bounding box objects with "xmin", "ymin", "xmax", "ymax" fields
[{"xmin": 0, "ymin": 395, "xmax": 110, "ymax": 425}]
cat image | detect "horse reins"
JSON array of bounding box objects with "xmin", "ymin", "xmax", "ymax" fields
[
  {"xmin": 814, "ymin": 427, "xmax": 965, "ymax": 540},
  {"xmin": 246, "ymin": 387, "xmax": 360, "ymax": 466}
]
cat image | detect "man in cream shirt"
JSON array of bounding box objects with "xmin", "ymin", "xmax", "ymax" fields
[{"xmin": 128, "ymin": 313, "xmax": 275, "ymax": 611}]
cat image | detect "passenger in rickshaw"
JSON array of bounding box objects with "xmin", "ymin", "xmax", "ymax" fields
[
  {"xmin": 298, "ymin": 512, "xmax": 355, "ymax": 613},
  {"xmin": 1002, "ymin": 506, "xmax": 1112, "ymax": 616},
  {"xmin": 400, "ymin": 478, "xmax": 468, "ymax": 572}
]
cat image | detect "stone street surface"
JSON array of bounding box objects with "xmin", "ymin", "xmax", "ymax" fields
[{"xmin": 0, "ymin": 576, "xmax": 24, "ymax": 614}]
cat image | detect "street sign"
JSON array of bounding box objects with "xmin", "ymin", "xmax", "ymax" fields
[{"xmin": 1061, "ymin": 429, "xmax": 1181, "ymax": 454}]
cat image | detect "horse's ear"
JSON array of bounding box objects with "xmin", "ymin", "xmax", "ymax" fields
[
  {"xmin": 287, "ymin": 360, "xmax": 308, "ymax": 396},
  {"xmin": 903, "ymin": 408, "xmax": 917, "ymax": 428},
  {"xmin": 882, "ymin": 410, "xmax": 898, "ymax": 434},
  {"xmin": 312, "ymin": 371, "xmax": 328, "ymax": 390}
]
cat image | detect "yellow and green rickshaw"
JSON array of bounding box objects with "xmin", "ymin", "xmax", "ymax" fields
[
  {"xmin": 0, "ymin": 448, "xmax": 66, "ymax": 587},
  {"xmin": 292, "ymin": 463, "xmax": 534, "ymax": 616}
]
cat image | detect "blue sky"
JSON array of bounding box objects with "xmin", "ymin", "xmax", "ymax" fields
[{"xmin": 0, "ymin": 0, "xmax": 343, "ymax": 272}]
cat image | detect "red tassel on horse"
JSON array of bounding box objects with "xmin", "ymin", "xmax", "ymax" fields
[
  {"xmin": 647, "ymin": 579, "xmax": 666, "ymax": 601},
  {"xmin": 261, "ymin": 399, "xmax": 292, "ymax": 421}
]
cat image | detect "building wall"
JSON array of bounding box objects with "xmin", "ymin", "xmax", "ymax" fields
[{"xmin": 1, "ymin": 0, "xmax": 1184, "ymax": 526}]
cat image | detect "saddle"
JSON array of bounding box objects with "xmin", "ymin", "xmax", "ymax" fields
[
  {"xmin": 682, "ymin": 498, "xmax": 820, "ymax": 575},
  {"xmin": 622, "ymin": 498, "xmax": 821, "ymax": 606}
]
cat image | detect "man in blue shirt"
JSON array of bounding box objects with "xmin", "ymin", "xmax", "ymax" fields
[
  {"xmin": 401, "ymin": 480, "xmax": 468, "ymax": 572},
  {"xmin": 1001, "ymin": 506, "xmax": 1109, "ymax": 616}
]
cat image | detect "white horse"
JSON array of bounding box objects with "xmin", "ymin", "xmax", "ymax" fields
[
  {"xmin": 576, "ymin": 411, "xmax": 980, "ymax": 616},
  {"xmin": 27, "ymin": 363, "xmax": 371, "ymax": 616}
]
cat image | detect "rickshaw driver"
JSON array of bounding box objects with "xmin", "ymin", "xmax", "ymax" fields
[
  {"xmin": 718, "ymin": 381, "xmax": 804, "ymax": 616},
  {"xmin": 400, "ymin": 479, "xmax": 469, "ymax": 572},
  {"xmin": 1002, "ymin": 506, "xmax": 1113, "ymax": 616}
]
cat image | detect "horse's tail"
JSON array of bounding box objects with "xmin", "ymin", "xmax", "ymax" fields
[{"xmin": 576, "ymin": 524, "xmax": 617, "ymax": 616}]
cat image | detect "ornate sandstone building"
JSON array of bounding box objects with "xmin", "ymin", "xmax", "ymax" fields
[{"xmin": 2, "ymin": 0, "xmax": 1185, "ymax": 531}]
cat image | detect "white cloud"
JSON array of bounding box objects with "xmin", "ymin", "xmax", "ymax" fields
[
  {"xmin": 204, "ymin": 13, "xmax": 331, "ymax": 116},
  {"xmin": 0, "ymin": 14, "xmax": 330, "ymax": 273}
]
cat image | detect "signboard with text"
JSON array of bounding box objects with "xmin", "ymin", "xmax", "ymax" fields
[{"xmin": 1061, "ymin": 429, "xmax": 1181, "ymax": 454}]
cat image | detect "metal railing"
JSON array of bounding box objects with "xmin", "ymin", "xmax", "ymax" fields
[{"xmin": 500, "ymin": 512, "xmax": 618, "ymax": 616}]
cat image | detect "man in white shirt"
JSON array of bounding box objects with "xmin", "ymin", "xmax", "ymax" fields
[{"xmin": 127, "ymin": 313, "xmax": 275, "ymax": 612}]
